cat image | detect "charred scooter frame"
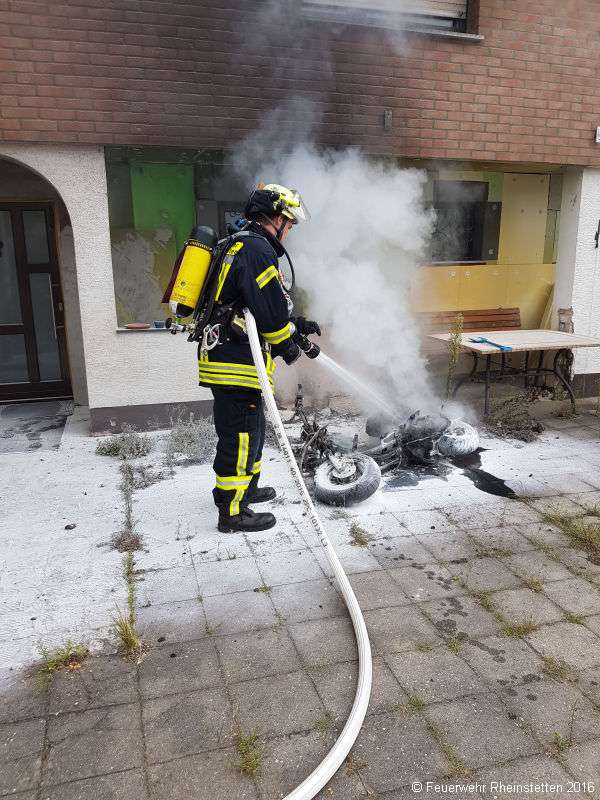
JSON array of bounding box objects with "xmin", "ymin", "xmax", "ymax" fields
[{"xmin": 290, "ymin": 385, "xmax": 382, "ymax": 506}]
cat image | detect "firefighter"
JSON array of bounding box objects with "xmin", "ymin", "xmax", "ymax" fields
[{"xmin": 199, "ymin": 183, "xmax": 321, "ymax": 533}]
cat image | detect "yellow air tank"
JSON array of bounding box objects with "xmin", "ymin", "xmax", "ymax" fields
[{"xmin": 162, "ymin": 225, "xmax": 218, "ymax": 318}]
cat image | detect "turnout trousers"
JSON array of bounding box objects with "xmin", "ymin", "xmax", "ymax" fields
[{"xmin": 210, "ymin": 386, "xmax": 266, "ymax": 516}]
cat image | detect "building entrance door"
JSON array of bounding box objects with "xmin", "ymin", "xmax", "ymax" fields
[{"xmin": 0, "ymin": 204, "xmax": 71, "ymax": 401}]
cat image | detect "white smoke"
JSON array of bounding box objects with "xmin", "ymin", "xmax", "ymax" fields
[
  {"xmin": 241, "ymin": 144, "xmax": 438, "ymax": 414},
  {"xmin": 224, "ymin": 1, "xmax": 453, "ymax": 416}
]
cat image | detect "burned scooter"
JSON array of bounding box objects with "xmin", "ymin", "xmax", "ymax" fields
[
  {"xmin": 290, "ymin": 385, "xmax": 382, "ymax": 506},
  {"xmin": 289, "ymin": 386, "xmax": 482, "ymax": 505}
]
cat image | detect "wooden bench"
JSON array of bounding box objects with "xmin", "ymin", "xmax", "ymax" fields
[{"xmin": 417, "ymin": 308, "xmax": 521, "ymax": 355}]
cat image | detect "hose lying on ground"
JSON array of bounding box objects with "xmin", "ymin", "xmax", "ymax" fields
[{"xmin": 244, "ymin": 308, "xmax": 373, "ymax": 800}]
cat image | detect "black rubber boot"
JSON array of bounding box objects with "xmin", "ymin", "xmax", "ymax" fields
[
  {"xmin": 246, "ymin": 486, "xmax": 276, "ymax": 504},
  {"xmin": 218, "ymin": 507, "xmax": 276, "ymax": 533}
]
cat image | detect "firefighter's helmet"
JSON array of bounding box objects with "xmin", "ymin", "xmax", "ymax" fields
[{"xmin": 245, "ymin": 183, "xmax": 310, "ymax": 225}]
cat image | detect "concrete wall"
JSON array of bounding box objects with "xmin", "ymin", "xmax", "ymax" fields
[
  {"xmin": 556, "ymin": 168, "xmax": 600, "ymax": 376},
  {"xmin": 0, "ymin": 144, "xmax": 212, "ymax": 426}
]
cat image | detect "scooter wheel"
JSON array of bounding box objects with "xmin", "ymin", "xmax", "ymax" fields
[{"xmin": 314, "ymin": 453, "xmax": 381, "ymax": 506}]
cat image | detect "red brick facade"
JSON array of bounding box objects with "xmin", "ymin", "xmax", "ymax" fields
[{"xmin": 1, "ymin": 0, "xmax": 600, "ymax": 165}]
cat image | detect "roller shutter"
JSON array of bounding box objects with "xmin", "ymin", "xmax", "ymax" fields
[{"xmin": 303, "ymin": 0, "xmax": 467, "ymax": 23}]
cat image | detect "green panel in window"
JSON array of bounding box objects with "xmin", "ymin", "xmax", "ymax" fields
[
  {"xmin": 483, "ymin": 172, "xmax": 503, "ymax": 202},
  {"xmin": 130, "ymin": 163, "xmax": 194, "ymax": 253}
]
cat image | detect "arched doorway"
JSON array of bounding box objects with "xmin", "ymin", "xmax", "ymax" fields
[{"xmin": 0, "ymin": 159, "xmax": 78, "ymax": 402}]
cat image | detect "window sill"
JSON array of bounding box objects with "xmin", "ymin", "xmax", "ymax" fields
[
  {"xmin": 116, "ymin": 327, "xmax": 170, "ymax": 333},
  {"xmin": 404, "ymin": 26, "xmax": 484, "ymax": 42},
  {"xmin": 301, "ymin": 7, "xmax": 483, "ymax": 42},
  {"xmin": 427, "ymin": 261, "xmax": 489, "ymax": 267}
]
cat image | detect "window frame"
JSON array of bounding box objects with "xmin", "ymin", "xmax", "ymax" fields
[{"xmin": 301, "ymin": 0, "xmax": 480, "ymax": 36}]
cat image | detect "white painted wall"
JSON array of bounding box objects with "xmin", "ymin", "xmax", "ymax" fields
[
  {"xmin": 0, "ymin": 144, "xmax": 211, "ymax": 410},
  {"xmin": 555, "ymin": 167, "xmax": 600, "ymax": 374}
]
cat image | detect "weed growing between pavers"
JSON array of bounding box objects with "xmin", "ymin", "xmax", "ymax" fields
[
  {"xmin": 315, "ymin": 713, "xmax": 334, "ymax": 734},
  {"xmin": 95, "ymin": 426, "xmax": 153, "ymax": 459},
  {"xmin": 392, "ymin": 694, "xmax": 425, "ymax": 714},
  {"xmin": 236, "ymin": 733, "xmax": 261, "ymax": 776},
  {"xmin": 553, "ymin": 732, "xmax": 571, "ymax": 753},
  {"xmin": 541, "ymin": 510, "xmax": 600, "ymax": 558},
  {"xmin": 552, "ymin": 703, "xmax": 578, "ymax": 753},
  {"xmin": 162, "ymin": 411, "xmax": 216, "ymax": 475},
  {"xmin": 345, "ymin": 751, "xmax": 367, "ymax": 776},
  {"xmin": 447, "ymin": 638, "xmax": 462, "ymax": 654},
  {"xmin": 445, "ymin": 313, "xmax": 464, "ymax": 401},
  {"xmin": 392, "ymin": 693, "xmax": 472, "ymax": 779},
  {"xmin": 501, "ymin": 620, "xmax": 539, "ymax": 637},
  {"xmin": 564, "ymin": 613, "xmax": 585, "ymax": 625},
  {"xmin": 470, "ymin": 588, "xmax": 541, "ymax": 639},
  {"xmin": 131, "ymin": 463, "xmax": 165, "ymax": 489},
  {"xmin": 253, "ymin": 584, "xmax": 272, "ymax": 594},
  {"xmin": 524, "ymin": 576, "xmax": 544, "ymax": 593},
  {"xmin": 111, "ymin": 461, "xmax": 144, "ymax": 552},
  {"xmin": 349, "ymin": 522, "xmax": 371, "ymax": 547},
  {"xmin": 426, "ymin": 721, "xmax": 472, "ymax": 780},
  {"xmin": 542, "ymin": 656, "xmax": 577, "ymax": 683},
  {"xmin": 486, "ymin": 392, "xmax": 544, "ymax": 442},
  {"xmin": 112, "ymin": 552, "xmax": 144, "ymax": 662},
  {"xmin": 39, "ymin": 640, "xmax": 89, "ymax": 684}
]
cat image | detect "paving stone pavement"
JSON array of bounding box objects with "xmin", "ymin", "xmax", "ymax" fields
[{"xmin": 2, "ymin": 407, "xmax": 600, "ymax": 797}]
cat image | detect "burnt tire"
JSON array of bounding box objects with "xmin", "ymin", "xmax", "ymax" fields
[{"xmin": 314, "ymin": 453, "xmax": 381, "ymax": 506}]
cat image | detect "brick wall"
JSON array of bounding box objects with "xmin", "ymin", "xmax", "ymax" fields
[{"xmin": 1, "ymin": 0, "xmax": 600, "ymax": 165}]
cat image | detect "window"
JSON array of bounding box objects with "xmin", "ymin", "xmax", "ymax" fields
[
  {"xmin": 431, "ymin": 181, "xmax": 502, "ymax": 264},
  {"xmin": 302, "ymin": 0, "xmax": 470, "ymax": 33}
]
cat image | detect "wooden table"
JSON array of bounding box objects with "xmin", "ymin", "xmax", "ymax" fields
[{"xmin": 429, "ymin": 329, "xmax": 600, "ymax": 415}]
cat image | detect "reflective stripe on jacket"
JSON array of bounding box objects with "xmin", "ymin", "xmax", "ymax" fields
[{"xmin": 198, "ymin": 224, "xmax": 292, "ymax": 391}]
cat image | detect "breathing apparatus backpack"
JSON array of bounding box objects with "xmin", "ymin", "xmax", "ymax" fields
[
  {"xmin": 162, "ymin": 223, "xmax": 251, "ymax": 343},
  {"xmin": 163, "ymin": 220, "xmax": 298, "ymax": 348}
]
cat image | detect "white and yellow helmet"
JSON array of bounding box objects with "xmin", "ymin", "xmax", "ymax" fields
[{"xmin": 245, "ymin": 183, "xmax": 310, "ymax": 224}]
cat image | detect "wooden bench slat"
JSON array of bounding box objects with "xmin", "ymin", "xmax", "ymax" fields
[{"xmin": 417, "ymin": 307, "xmax": 522, "ymax": 342}]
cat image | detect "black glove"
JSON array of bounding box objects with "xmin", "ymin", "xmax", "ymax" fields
[
  {"xmin": 293, "ymin": 317, "xmax": 321, "ymax": 336},
  {"xmin": 280, "ymin": 339, "xmax": 301, "ymax": 365}
]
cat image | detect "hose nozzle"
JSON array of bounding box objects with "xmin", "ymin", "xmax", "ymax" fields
[{"xmin": 295, "ymin": 332, "xmax": 321, "ymax": 359}]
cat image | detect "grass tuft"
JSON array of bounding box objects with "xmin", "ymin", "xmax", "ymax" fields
[
  {"xmin": 542, "ymin": 656, "xmax": 575, "ymax": 682},
  {"xmin": 396, "ymin": 694, "xmax": 424, "ymax": 714},
  {"xmin": 315, "ymin": 714, "xmax": 334, "ymax": 734},
  {"xmin": 445, "ymin": 313, "xmax": 464, "ymax": 401},
  {"xmin": 472, "ymin": 590, "xmax": 495, "ymax": 613},
  {"xmin": 524, "ymin": 576, "xmax": 544, "ymax": 593},
  {"xmin": 113, "ymin": 552, "xmax": 144, "ymax": 661},
  {"xmin": 447, "ymin": 638, "xmax": 462, "ymax": 654},
  {"xmin": 349, "ymin": 522, "xmax": 371, "ymax": 547},
  {"xmin": 95, "ymin": 427, "xmax": 153, "ymax": 459},
  {"xmin": 162, "ymin": 411, "xmax": 216, "ymax": 474},
  {"xmin": 426, "ymin": 721, "xmax": 472, "ymax": 779},
  {"xmin": 253, "ymin": 584, "xmax": 272, "ymax": 594},
  {"xmin": 565, "ymin": 613, "xmax": 585, "ymax": 625},
  {"xmin": 39, "ymin": 641, "xmax": 88, "ymax": 680},
  {"xmin": 236, "ymin": 733, "xmax": 261, "ymax": 776},
  {"xmin": 501, "ymin": 620, "xmax": 539, "ymax": 637},
  {"xmin": 552, "ymin": 732, "xmax": 571, "ymax": 753},
  {"xmin": 112, "ymin": 611, "xmax": 144, "ymax": 661},
  {"xmin": 541, "ymin": 511, "xmax": 600, "ymax": 556}
]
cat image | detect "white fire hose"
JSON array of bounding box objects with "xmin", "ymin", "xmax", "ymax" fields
[{"xmin": 244, "ymin": 309, "xmax": 373, "ymax": 800}]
